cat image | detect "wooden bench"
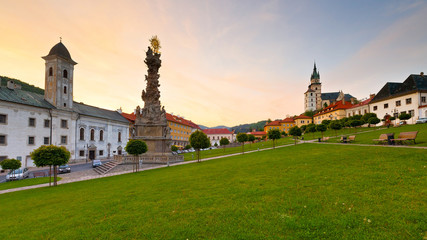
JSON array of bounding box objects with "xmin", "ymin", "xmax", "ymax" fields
[
  {"xmin": 373, "ymin": 134, "xmax": 388, "ymax": 144},
  {"xmin": 347, "ymin": 135, "xmax": 356, "ymax": 142},
  {"xmin": 391, "ymin": 131, "xmax": 418, "ymax": 144},
  {"xmin": 321, "ymin": 137, "xmax": 330, "ymax": 142}
]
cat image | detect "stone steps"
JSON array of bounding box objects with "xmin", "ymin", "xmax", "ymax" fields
[{"xmin": 93, "ymin": 160, "xmax": 119, "ymax": 175}]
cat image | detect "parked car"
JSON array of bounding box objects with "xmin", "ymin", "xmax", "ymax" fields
[
  {"xmin": 92, "ymin": 160, "xmax": 102, "ymax": 168},
  {"xmin": 6, "ymin": 168, "xmax": 29, "ymax": 181},
  {"xmin": 416, "ymin": 118, "xmax": 427, "ymax": 124},
  {"xmin": 58, "ymin": 164, "xmax": 71, "ymax": 173}
]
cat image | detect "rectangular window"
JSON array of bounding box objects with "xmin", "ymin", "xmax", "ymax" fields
[
  {"xmin": 0, "ymin": 156, "xmax": 7, "ymax": 162},
  {"xmin": 406, "ymin": 98, "xmax": 412, "ymax": 104},
  {"xmin": 0, "ymin": 114, "xmax": 7, "ymax": 124},
  {"xmin": 29, "ymin": 117, "xmax": 36, "ymax": 127},
  {"xmin": 44, "ymin": 137, "xmax": 49, "ymax": 145},
  {"xmin": 422, "ymin": 96, "xmax": 426, "ymax": 103},
  {"xmin": 28, "ymin": 136, "xmax": 35, "ymax": 145},
  {"xmin": 384, "ymin": 103, "xmax": 388, "ymax": 109},
  {"xmin": 373, "ymin": 106, "xmax": 378, "ymax": 111},
  {"xmin": 396, "ymin": 100, "xmax": 401, "ymax": 107},
  {"xmin": 0, "ymin": 135, "xmax": 6, "ymax": 145},
  {"xmin": 61, "ymin": 119, "xmax": 68, "ymax": 128},
  {"xmin": 409, "ymin": 110, "xmax": 414, "ymax": 116},
  {"xmin": 79, "ymin": 150, "xmax": 85, "ymax": 157},
  {"xmin": 61, "ymin": 136, "xmax": 67, "ymax": 144},
  {"xmin": 44, "ymin": 119, "xmax": 50, "ymax": 128},
  {"xmin": 99, "ymin": 150, "xmax": 104, "ymax": 156}
]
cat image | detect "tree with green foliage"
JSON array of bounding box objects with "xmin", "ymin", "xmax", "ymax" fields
[
  {"xmin": 171, "ymin": 145, "xmax": 178, "ymax": 152},
  {"xmin": 329, "ymin": 121, "xmax": 342, "ymax": 137},
  {"xmin": 184, "ymin": 145, "xmax": 191, "ymax": 150},
  {"xmin": 214, "ymin": 142, "xmax": 218, "ymax": 147},
  {"xmin": 189, "ymin": 130, "xmax": 210, "ymax": 162},
  {"xmin": 350, "ymin": 120, "xmax": 363, "ymax": 132},
  {"xmin": 398, "ymin": 113, "xmax": 411, "ymax": 122},
  {"xmin": 316, "ymin": 124, "xmax": 327, "ymax": 139},
  {"xmin": 288, "ymin": 126, "xmax": 302, "ymax": 145},
  {"xmin": 125, "ymin": 139, "xmax": 148, "ymax": 172},
  {"xmin": 0, "ymin": 159, "xmax": 21, "ymax": 180},
  {"xmin": 321, "ymin": 120, "xmax": 331, "ymax": 126},
  {"xmin": 300, "ymin": 125, "xmax": 307, "ymax": 132},
  {"xmin": 31, "ymin": 145, "xmax": 70, "ymax": 186},
  {"xmin": 305, "ymin": 124, "xmax": 317, "ymax": 138},
  {"xmin": 361, "ymin": 113, "xmax": 377, "ymax": 124},
  {"xmin": 267, "ymin": 129, "xmax": 281, "ymax": 149},
  {"xmin": 247, "ymin": 134, "xmax": 255, "ymax": 148},
  {"xmin": 368, "ymin": 117, "xmax": 380, "ymax": 126},
  {"xmin": 304, "ymin": 110, "xmax": 315, "ymax": 118},
  {"xmin": 236, "ymin": 133, "xmax": 248, "ymax": 154},
  {"xmin": 219, "ymin": 137, "xmax": 230, "ymax": 152}
]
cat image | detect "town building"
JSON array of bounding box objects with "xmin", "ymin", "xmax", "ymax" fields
[
  {"xmin": 246, "ymin": 130, "xmax": 267, "ymax": 139},
  {"xmin": 264, "ymin": 118, "xmax": 295, "ymax": 133},
  {"xmin": 0, "ymin": 42, "xmax": 129, "ymax": 168},
  {"xmin": 369, "ymin": 73, "xmax": 427, "ymax": 123},
  {"xmin": 304, "ymin": 63, "xmax": 355, "ymax": 112},
  {"xmin": 202, "ymin": 128, "xmax": 235, "ymax": 146},
  {"xmin": 346, "ymin": 94, "xmax": 375, "ymax": 117},
  {"xmin": 294, "ymin": 115, "xmax": 313, "ymax": 128},
  {"xmin": 121, "ymin": 111, "xmax": 200, "ymax": 148},
  {"xmin": 313, "ymin": 99, "xmax": 354, "ymax": 124}
]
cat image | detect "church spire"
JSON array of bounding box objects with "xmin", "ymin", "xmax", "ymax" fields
[{"xmin": 311, "ymin": 62, "xmax": 320, "ymax": 81}]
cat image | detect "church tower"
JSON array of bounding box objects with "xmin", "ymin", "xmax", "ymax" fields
[
  {"xmin": 42, "ymin": 41, "xmax": 77, "ymax": 109},
  {"xmin": 304, "ymin": 63, "xmax": 322, "ymax": 112}
]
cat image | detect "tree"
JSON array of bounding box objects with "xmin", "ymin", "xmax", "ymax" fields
[
  {"xmin": 125, "ymin": 139, "xmax": 148, "ymax": 172},
  {"xmin": 184, "ymin": 145, "xmax": 191, "ymax": 150},
  {"xmin": 288, "ymin": 126, "xmax": 302, "ymax": 145},
  {"xmin": 267, "ymin": 129, "xmax": 281, "ymax": 149},
  {"xmin": 368, "ymin": 117, "xmax": 380, "ymax": 126},
  {"xmin": 281, "ymin": 131, "xmax": 287, "ymax": 137},
  {"xmin": 321, "ymin": 120, "xmax": 331, "ymax": 126},
  {"xmin": 304, "ymin": 110, "xmax": 315, "ymax": 118},
  {"xmin": 31, "ymin": 145, "xmax": 70, "ymax": 186},
  {"xmin": 247, "ymin": 134, "xmax": 255, "ymax": 148},
  {"xmin": 219, "ymin": 137, "xmax": 230, "ymax": 152},
  {"xmin": 316, "ymin": 124, "xmax": 327, "ymax": 139},
  {"xmin": 171, "ymin": 145, "xmax": 178, "ymax": 152},
  {"xmin": 0, "ymin": 159, "xmax": 21, "ymax": 180},
  {"xmin": 361, "ymin": 113, "xmax": 377, "ymax": 124},
  {"xmin": 329, "ymin": 121, "xmax": 342, "ymax": 137},
  {"xmin": 189, "ymin": 130, "xmax": 210, "ymax": 162},
  {"xmin": 398, "ymin": 113, "xmax": 411, "ymax": 122},
  {"xmin": 236, "ymin": 133, "xmax": 248, "ymax": 154},
  {"xmin": 306, "ymin": 124, "xmax": 317, "ymax": 138},
  {"xmin": 300, "ymin": 125, "xmax": 307, "ymax": 132},
  {"xmin": 350, "ymin": 119, "xmax": 363, "ymax": 132}
]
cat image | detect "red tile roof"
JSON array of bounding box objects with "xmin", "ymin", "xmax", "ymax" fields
[
  {"xmin": 265, "ymin": 120, "xmax": 281, "ymax": 126},
  {"xmin": 265, "ymin": 117, "xmax": 295, "ymax": 126},
  {"xmin": 314, "ymin": 101, "xmax": 354, "ymax": 117},
  {"xmin": 202, "ymin": 128, "xmax": 233, "ymax": 135},
  {"xmin": 247, "ymin": 131, "xmax": 266, "ymax": 136},
  {"xmin": 281, "ymin": 117, "xmax": 295, "ymax": 123},
  {"xmin": 294, "ymin": 115, "xmax": 312, "ymax": 119},
  {"xmin": 348, "ymin": 96, "xmax": 374, "ymax": 109},
  {"xmin": 121, "ymin": 112, "xmax": 200, "ymax": 129}
]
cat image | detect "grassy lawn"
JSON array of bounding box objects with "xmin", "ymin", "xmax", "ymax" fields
[
  {"xmin": 302, "ymin": 126, "xmax": 383, "ymax": 141},
  {"xmin": 0, "ymin": 144, "xmax": 425, "ymax": 239},
  {"xmin": 344, "ymin": 123, "xmax": 427, "ymax": 146},
  {"xmin": 181, "ymin": 137, "xmax": 295, "ymax": 161},
  {"xmin": 0, "ymin": 177, "xmax": 61, "ymax": 191}
]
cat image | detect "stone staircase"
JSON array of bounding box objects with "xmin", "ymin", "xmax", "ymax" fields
[{"xmin": 93, "ymin": 160, "xmax": 120, "ymax": 175}]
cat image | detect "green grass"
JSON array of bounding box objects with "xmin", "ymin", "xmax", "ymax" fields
[
  {"xmin": 181, "ymin": 137, "xmax": 295, "ymax": 161},
  {"xmin": 0, "ymin": 144, "xmax": 425, "ymax": 239},
  {"xmin": 302, "ymin": 126, "xmax": 383, "ymax": 140},
  {"xmin": 0, "ymin": 177, "xmax": 61, "ymax": 191}
]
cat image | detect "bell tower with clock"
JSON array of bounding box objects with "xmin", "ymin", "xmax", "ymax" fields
[{"xmin": 42, "ymin": 40, "xmax": 77, "ymax": 109}]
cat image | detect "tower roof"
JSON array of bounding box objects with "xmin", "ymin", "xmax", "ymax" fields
[
  {"xmin": 43, "ymin": 42, "xmax": 77, "ymax": 64},
  {"xmin": 311, "ymin": 62, "xmax": 320, "ymax": 80}
]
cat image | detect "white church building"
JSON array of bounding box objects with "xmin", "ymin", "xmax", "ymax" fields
[{"xmin": 0, "ymin": 41, "xmax": 129, "ymax": 168}]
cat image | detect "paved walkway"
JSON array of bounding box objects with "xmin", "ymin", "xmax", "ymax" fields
[{"xmin": 0, "ymin": 143, "xmax": 297, "ymax": 195}]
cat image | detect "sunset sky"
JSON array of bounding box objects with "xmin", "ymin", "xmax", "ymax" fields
[{"xmin": 1, "ymin": 0, "xmax": 426, "ymax": 127}]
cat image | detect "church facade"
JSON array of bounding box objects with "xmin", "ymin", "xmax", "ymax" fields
[
  {"xmin": 0, "ymin": 42, "xmax": 129, "ymax": 168},
  {"xmin": 304, "ymin": 63, "xmax": 355, "ymax": 112}
]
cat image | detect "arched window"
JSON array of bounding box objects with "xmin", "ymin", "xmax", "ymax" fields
[
  {"xmin": 79, "ymin": 128, "xmax": 84, "ymax": 140},
  {"xmin": 118, "ymin": 132, "xmax": 121, "ymax": 142},
  {"xmin": 64, "ymin": 86, "xmax": 67, "ymax": 94},
  {"xmin": 63, "ymin": 69, "xmax": 68, "ymax": 78},
  {"xmin": 49, "ymin": 67, "xmax": 53, "ymax": 76},
  {"xmin": 99, "ymin": 130, "xmax": 104, "ymax": 141},
  {"xmin": 90, "ymin": 129, "xmax": 95, "ymax": 141}
]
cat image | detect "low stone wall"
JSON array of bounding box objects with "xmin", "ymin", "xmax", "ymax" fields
[{"xmin": 114, "ymin": 154, "xmax": 184, "ymax": 165}]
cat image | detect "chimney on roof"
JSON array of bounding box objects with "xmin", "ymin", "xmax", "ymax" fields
[
  {"xmin": 116, "ymin": 107, "xmax": 122, "ymax": 114},
  {"xmin": 350, "ymin": 98, "xmax": 356, "ymax": 105},
  {"xmin": 370, "ymin": 93, "xmax": 376, "ymax": 99},
  {"xmin": 421, "ymin": 72, "xmax": 424, "ymax": 76},
  {"xmin": 6, "ymin": 80, "xmax": 21, "ymax": 90}
]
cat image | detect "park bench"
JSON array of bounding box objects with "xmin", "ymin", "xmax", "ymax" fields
[
  {"xmin": 347, "ymin": 135, "xmax": 356, "ymax": 142},
  {"xmin": 33, "ymin": 171, "xmax": 46, "ymax": 178},
  {"xmin": 321, "ymin": 137, "xmax": 330, "ymax": 142},
  {"xmin": 390, "ymin": 131, "xmax": 418, "ymax": 144},
  {"xmin": 372, "ymin": 134, "xmax": 388, "ymax": 144}
]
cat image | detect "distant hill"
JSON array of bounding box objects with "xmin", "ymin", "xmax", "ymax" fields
[
  {"xmin": 210, "ymin": 125, "xmax": 231, "ymax": 130},
  {"xmin": 231, "ymin": 120, "xmax": 267, "ymax": 133},
  {"xmin": 198, "ymin": 125, "xmax": 208, "ymax": 130},
  {"xmin": 0, "ymin": 76, "xmax": 44, "ymax": 95}
]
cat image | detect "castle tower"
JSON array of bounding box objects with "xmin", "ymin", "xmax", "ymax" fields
[
  {"xmin": 304, "ymin": 63, "xmax": 322, "ymax": 111},
  {"xmin": 42, "ymin": 41, "xmax": 77, "ymax": 109}
]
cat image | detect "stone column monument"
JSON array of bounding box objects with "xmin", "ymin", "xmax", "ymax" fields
[{"xmin": 132, "ymin": 37, "xmax": 182, "ymax": 164}]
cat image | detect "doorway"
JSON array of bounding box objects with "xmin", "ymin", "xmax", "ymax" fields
[{"xmin": 89, "ymin": 150, "xmax": 95, "ymax": 160}]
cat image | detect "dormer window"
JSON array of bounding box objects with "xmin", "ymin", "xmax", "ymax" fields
[
  {"xmin": 63, "ymin": 69, "xmax": 68, "ymax": 78},
  {"xmin": 49, "ymin": 67, "xmax": 53, "ymax": 76}
]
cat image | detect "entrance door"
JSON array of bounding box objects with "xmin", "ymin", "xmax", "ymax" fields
[{"xmin": 89, "ymin": 150, "xmax": 95, "ymax": 160}]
